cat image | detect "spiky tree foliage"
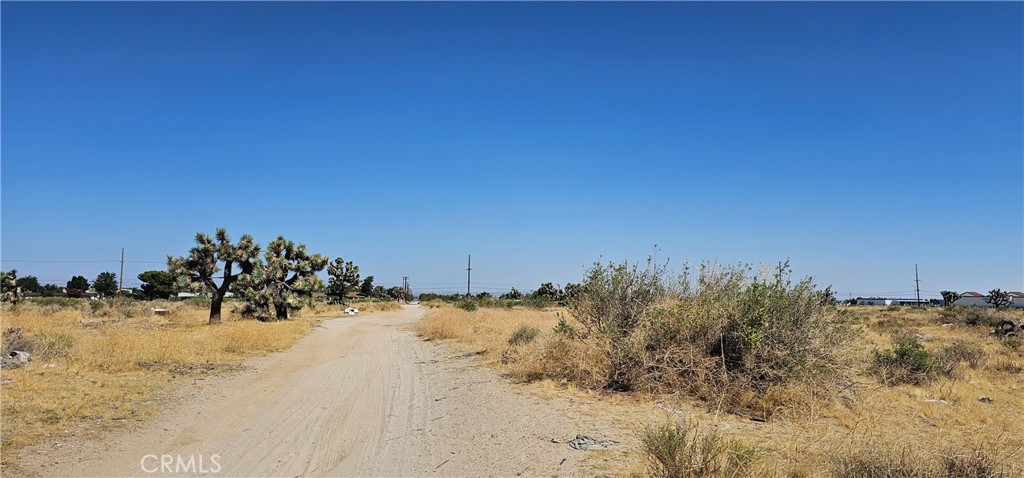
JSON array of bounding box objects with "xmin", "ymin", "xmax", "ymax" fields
[
  {"xmin": 360, "ymin": 276, "xmax": 375, "ymax": 296},
  {"xmin": 66, "ymin": 275, "xmax": 90, "ymax": 298},
  {"xmin": 236, "ymin": 236, "xmax": 328, "ymax": 321},
  {"xmin": 1, "ymin": 270, "xmax": 23, "ymax": 304},
  {"xmin": 940, "ymin": 290, "xmax": 961, "ymax": 308},
  {"xmin": 168, "ymin": 229, "xmax": 261, "ymax": 324},
  {"xmin": 532, "ymin": 282, "xmax": 564, "ymax": 301},
  {"xmin": 93, "ymin": 272, "xmax": 118, "ymax": 298},
  {"xmin": 15, "ymin": 275, "xmax": 41, "ymax": 294},
  {"xmin": 387, "ymin": 285, "xmax": 408, "ymax": 302},
  {"xmin": 986, "ymin": 289, "xmax": 1012, "ymax": 309},
  {"xmin": 327, "ymin": 258, "xmax": 360, "ymax": 304},
  {"xmin": 500, "ymin": 287, "xmax": 522, "ymax": 300}
]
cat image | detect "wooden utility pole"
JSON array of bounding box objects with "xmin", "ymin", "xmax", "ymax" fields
[
  {"xmin": 915, "ymin": 264, "xmax": 921, "ymax": 305},
  {"xmin": 119, "ymin": 248, "xmax": 125, "ymax": 295},
  {"xmin": 466, "ymin": 255, "xmax": 472, "ymax": 297}
]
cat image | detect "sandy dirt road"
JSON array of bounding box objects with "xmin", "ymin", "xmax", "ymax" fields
[{"xmin": 18, "ymin": 306, "xmax": 602, "ymax": 477}]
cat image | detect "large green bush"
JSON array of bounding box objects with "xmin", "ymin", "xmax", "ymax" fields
[{"xmin": 566, "ymin": 259, "xmax": 856, "ymax": 410}]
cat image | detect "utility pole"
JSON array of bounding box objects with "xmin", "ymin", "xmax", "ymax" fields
[
  {"xmin": 915, "ymin": 264, "xmax": 921, "ymax": 305},
  {"xmin": 119, "ymin": 248, "xmax": 125, "ymax": 296},
  {"xmin": 466, "ymin": 255, "xmax": 472, "ymax": 297},
  {"xmin": 402, "ymin": 276, "xmax": 409, "ymax": 302}
]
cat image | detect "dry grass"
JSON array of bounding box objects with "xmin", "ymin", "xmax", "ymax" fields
[
  {"xmin": 0, "ymin": 299, "xmax": 324, "ymax": 465},
  {"xmin": 300, "ymin": 299, "xmax": 402, "ymax": 317},
  {"xmin": 417, "ymin": 304, "xmax": 1024, "ymax": 477}
]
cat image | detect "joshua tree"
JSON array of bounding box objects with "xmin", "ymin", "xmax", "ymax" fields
[
  {"xmin": 986, "ymin": 289, "xmax": 1012, "ymax": 309},
  {"xmin": 236, "ymin": 236, "xmax": 327, "ymax": 321},
  {"xmin": 500, "ymin": 287, "xmax": 522, "ymax": 300},
  {"xmin": 940, "ymin": 290, "xmax": 961, "ymax": 308},
  {"xmin": 1, "ymin": 270, "xmax": 23, "ymax": 304},
  {"xmin": 360, "ymin": 276, "xmax": 375, "ymax": 296},
  {"xmin": 327, "ymin": 258, "xmax": 360, "ymax": 304},
  {"xmin": 168, "ymin": 229, "xmax": 260, "ymax": 324}
]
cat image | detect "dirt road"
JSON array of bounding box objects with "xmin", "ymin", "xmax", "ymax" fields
[{"xmin": 19, "ymin": 306, "xmax": 599, "ymax": 477}]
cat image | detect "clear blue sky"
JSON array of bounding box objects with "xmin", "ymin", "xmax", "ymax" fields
[{"xmin": 2, "ymin": 2, "xmax": 1022, "ymax": 298}]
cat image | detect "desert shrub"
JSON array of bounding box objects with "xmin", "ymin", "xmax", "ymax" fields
[
  {"xmin": 940, "ymin": 307, "xmax": 1000, "ymax": 327},
  {"xmin": 455, "ymin": 299, "xmax": 477, "ymax": 312},
  {"xmin": 553, "ymin": 317, "xmax": 577, "ymax": 339},
  {"xmin": 563, "ymin": 259, "xmax": 855, "ymax": 410},
  {"xmin": 833, "ymin": 446, "xmax": 1010, "ymax": 478},
  {"xmin": 832, "ymin": 448, "xmax": 932, "ymax": 478},
  {"xmin": 508, "ymin": 324, "xmax": 540, "ymax": 346},
  {"xmin": 936, "ymin": 339, "xmax": 985, "ymax": 369},
  {"xmin": 2, "ymin": 327, "xmax": 34, "ymax": 354},
  {"xmin": 872, "ymin": 332, "xmax": 952, "ymax": 385},
  {"xmin": 569, "ymin": 257, "xmax": 668, "ymax": 340},
  {"xmin": 640, "ymin": 418, "xmax": 753, "ymax": 478},
  {"xmin": 941, "ymin": 449, "xmax": 1002, "ymax": 478}
]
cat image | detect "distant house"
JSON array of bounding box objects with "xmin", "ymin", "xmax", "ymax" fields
[{"xmin": 954, "ymin": 291, "xmax": 1024, "ymax": 309}]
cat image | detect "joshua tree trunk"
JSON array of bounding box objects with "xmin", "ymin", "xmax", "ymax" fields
[
  {"xmin": 274, "ymin": 302, "xmax": 290, "ymax": 321},
  {"xmin": 209, "ymin": 293, "xmax": 224, "ymax": 324}
]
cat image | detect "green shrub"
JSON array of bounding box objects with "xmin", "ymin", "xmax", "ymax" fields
[
  {"xmin": 940, "ymin": 307, "xmax": 1000, "ymax": 327},
  {"xmin": 508, "ymin": 324, "xmax": 540, "ymax": 346},
  {"xmin": 553, "ymin": 317, "xmax": 577, "ymax": 339},
  {"xmin": 567, "ymin": 259, "xmax": 854, "ymax": 401},
  {"xmin": 872, "ymin": 333, "xmax": 952, "ymax": 385},
  {"xmin": 455, "ymin": 299, "xmax": 477, "ymax": 312},
  {"xmin": 640, "ymin": 418, "xmax": 753, "ymax": 478}
]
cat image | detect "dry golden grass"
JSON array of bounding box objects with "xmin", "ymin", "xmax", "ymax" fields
[
  {"xmin": 300, "ymin": 299, "xmax": 402, "ymax": 318},
  {"xmin": 417, "ymin": 305, "xmax": 1024, "ymax": 477},
  {"xmin": 0, "ymin": 299, "xmax": 323, "ymax": 464}
]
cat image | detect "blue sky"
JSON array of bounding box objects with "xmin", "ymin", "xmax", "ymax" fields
[{"xmin": 2, "ymin": 2, "xmax": 1021, "ymax": 298}]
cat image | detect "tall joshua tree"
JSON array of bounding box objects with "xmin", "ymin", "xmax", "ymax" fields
[
  {"xmin": 168, "ymin": 228, "xmax": 260, "ymax": 324},
  {"xmin": 237, "ymin": 236, "xmax": 328, "ymax": 321},
  {"xmin": 327, "ymin": 258, "xmax": 360, "ymax": 304}
]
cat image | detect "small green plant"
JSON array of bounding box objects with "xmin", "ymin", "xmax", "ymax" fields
[
  {"xmin": 872, "ymin": 333, "xmax": 951, "ymax": 385},
  {"xmin": 508, "ymin": 324, "xmax": 540, "ymax": 346},
  {"xmin": 639, "ymin": 418, "xmax": 753, "ymax": 478},
  {"xmin": 553, "ymin": 317, "xmax": 577, "ymax": 339},
  {"xmin": 455, "ymin": 299, "xmax": 477, "ymax": 312}
]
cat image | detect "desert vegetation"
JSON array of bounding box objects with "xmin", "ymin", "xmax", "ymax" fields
[{"xmin": 416, "ymin": 258, "xmax": 1024, "ymax": 477}]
